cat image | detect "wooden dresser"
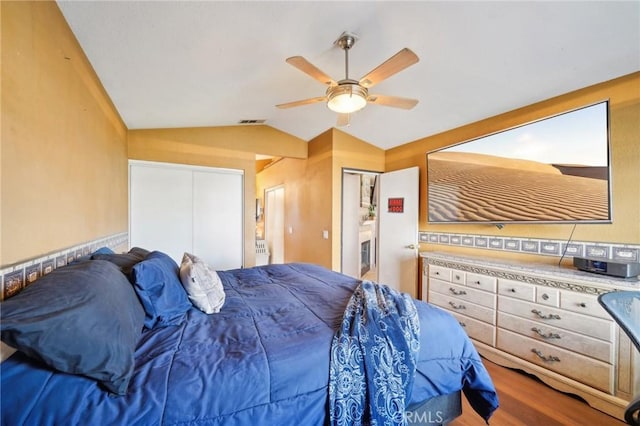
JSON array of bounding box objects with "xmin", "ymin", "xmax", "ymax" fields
[{"xmin": 421, "ymin": 251, "xmax": 640, "ymax": 420}]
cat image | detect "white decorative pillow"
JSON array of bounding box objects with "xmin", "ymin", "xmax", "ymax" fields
[
  {"xmin": 1, "ymin": 341, "xmax": 17, "ymax": 363},
  {"xmin": 179, "ymin": 253, "xmax": 226, "ymax": 314}
]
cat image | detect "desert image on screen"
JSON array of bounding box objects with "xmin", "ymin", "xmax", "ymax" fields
[{"xmin": 427, "ymin": 151, "xmax": 609, "ymax": 222}]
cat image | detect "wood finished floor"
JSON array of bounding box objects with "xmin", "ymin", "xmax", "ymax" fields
[{"xmin": 450, "ymin": 359, "xmax": 625, "ymax": 426}]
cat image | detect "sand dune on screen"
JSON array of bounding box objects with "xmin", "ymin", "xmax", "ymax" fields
[{"xmin": 427, "ymin": 152, "xmax": 609, "ymax": 222}]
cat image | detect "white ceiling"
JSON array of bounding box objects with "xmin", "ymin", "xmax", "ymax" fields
[{"xmin": 56, "ymin": 1, "xmax": 639, "ymax": 151}]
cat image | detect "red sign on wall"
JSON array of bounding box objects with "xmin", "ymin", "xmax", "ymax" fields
[{"xmin": 388, "ymin": 197, "xmax": 404, "ymax": 213}]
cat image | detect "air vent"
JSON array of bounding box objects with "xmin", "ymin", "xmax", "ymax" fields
[{"xmin": 238, "ymin": 119, "xmax": 266, "ymax": 124}]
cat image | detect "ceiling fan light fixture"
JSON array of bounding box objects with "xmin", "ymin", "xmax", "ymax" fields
[
  {"xmin": 326, "ymin": 83, "xmax": 368, "ymax": 114},
  {"xmin": 279, "ymin": 32, "xmax": 419, "ymax": 118}
]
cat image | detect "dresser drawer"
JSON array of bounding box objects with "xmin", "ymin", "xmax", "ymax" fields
[
  {"xmin": 498, "ymin": 279, "xmax": 535, "ymax": 301},
  {"xmin": 466, "ymin": 273, "xmax": 497, "ymax": 293},
  {"xmin": 560, "ymin": 290, "xmax": 610, "ymax": 320},
  {"xmin": 497, "ymin": 329, "xmax": 613, "ymax": 393},
  {"xmin": 536, "ymin": 288, "xmax": 560, "ymax": 307},
  {"xmin": 429, "ymin": 291, "xmax": 496, "ymax": 325},
  {"xmin": 498, "ymin": 312, "xmax": 614, "ymax": 363},
  {"xmin": 430, "ymin": 280, "xmax": 497, "ymax": 309},
  {"xmin": 421, "ymin": 252, "xmax": 639, "ymax": 419},
  {"xmin": 498, "ymin": 296, "xmax": 614, "ymax": 342},
  {"xmin": 450, "ymin": 311, "xmax": 496, "ymax": 346},
  {"xmin": 429, "ymin": 265, "xmax": 451, "ymax": 281},
  {"xmin": 451, "ymin": 270, "xmax": 465, "ymax": 285}
]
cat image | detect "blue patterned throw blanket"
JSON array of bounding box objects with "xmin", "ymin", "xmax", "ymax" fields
[{"xmin": 329, "ymin": 281, "xmax": 420, "ymax": 426}]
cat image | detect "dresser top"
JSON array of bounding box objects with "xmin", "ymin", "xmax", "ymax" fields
[{"xmin": 421, "ymin": 251, "xmax": 640, "ymax": 291}]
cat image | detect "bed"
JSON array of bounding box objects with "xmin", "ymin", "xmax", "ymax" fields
[{"xmin": 1, "ymin": 248, "xmax": 498, "ymax": 425}]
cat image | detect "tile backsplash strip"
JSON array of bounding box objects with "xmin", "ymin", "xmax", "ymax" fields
[
  {"xmin": 0, "ymin": 232, "xmax": 128, "ymax": 300},
  {"xmin": 419, "ymin": 231, "xmax": 639, "ymax": 263}
]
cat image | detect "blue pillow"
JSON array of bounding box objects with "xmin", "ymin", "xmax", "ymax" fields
[
  {"xmin": 130, "ymin": 251, "xmax": 191, "ymax": 329},
  {"xmin": 0, "ymin": 260, "xmax": 144, "ymax": 395},
  {"xmin": 92, "ymin": 246, "xmax": 115, "ymax": 256},
  {"xmin": 69, "ymin": 246, "xmax": 115, "ymax": 265},
  {"xmin": 91, "ymin": 247, "xmax": 148, "ymax": 275}
]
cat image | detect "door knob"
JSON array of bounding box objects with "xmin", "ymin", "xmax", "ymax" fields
[{"xmin": 406, "ymin": 244, "xmax": 417, "ymax": 250}]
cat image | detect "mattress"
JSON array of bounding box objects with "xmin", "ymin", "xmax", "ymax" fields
[{"xmin": 1, "ymin": 263, "xmax": 498, "ymax": 425}]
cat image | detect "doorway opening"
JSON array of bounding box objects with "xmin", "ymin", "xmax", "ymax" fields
[
  {"xmin": 264, "ymin": 185, "xmax": 285, "ymax": 264},
  {"xmin": 360, "ymin": 239, "xmax": 371, "ymax": 276},
  {"xmin": 341, "ymin": 169, "xmax": 379, "ymax": 281}
]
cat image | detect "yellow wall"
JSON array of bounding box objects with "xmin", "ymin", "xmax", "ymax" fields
[
  {"xmin": 0, "ymin": 0, "xmax": 3, "ymax": 266},
  {"xmin": 387, "ymin": 72, "xmax": 640, "ymax": 263},
  {"xmin": 255, "ymin": 130, "xmax": 333, "ymax": 268},
  {"xmin": 330, "ymin": 130, "xmax": 385, "ymax": 269},
  {"xmin": 1, "ymin": 1, "xmax": 128, "ymax": 266},
  {"xmin": 128, "ymin": 125, "xmax": 308, "ymax": 266},
  {"xmin": 4, "ymin": 0, "xmax": 637, "ymax": 277},
  {"xmin": 256, "ymin": 129, "xmax": 384, "ymax": 270},
  {"xmin": 255, "ymin": 157, "xmax": 304, "ymax": 261}
]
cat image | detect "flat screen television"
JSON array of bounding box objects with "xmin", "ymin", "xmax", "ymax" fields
[{"xmin": 426, "ymin": 100, "xmax": 612, "ymax": 224}]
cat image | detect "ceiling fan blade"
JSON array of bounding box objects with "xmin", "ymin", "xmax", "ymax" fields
[
  {"xmin": 367, "ymin": 94, "xmax": 419, "ymax": 110},
  {"xmin": 336, "ymin": 113, "xmax": 350, "ymax": 127},
  {"xmin": 358, "ymin": 48, "xmax": 419, "ymax": 88},
  {"xmin": 276, "ymin": 96, "xmax": 327, "ymax": 109},
  {"xmin": 286, "ymin": 56, "xmax": 336, "ymax": 86}
]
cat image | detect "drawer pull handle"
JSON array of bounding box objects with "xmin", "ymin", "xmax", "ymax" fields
[
  {"xmin": 455, "ymin": 275, "xmax": 461, "ymax": 280},
  {"xmin": 449, "ymin": 302, "xmax": 466, "ymax": 310},
  {"xmin": 531, "ymin": 327, "xmax": 561, "ymax": 339},
  {"xmin": 541, "ymin": 293, "xmax": 550, "ymax": 300},
  {"xmin": 473, "ymin": 280, "xmax": 481, "ymax": 285},
  {"xmin": 531, "ymin": 309, "xmax": 561, "ymax": 320},
  {"xmin": 449, "ymin": 288, "xmax": 467, "ymax": 296},
  {"xmin": 531, "ymin": 348, "xmax": 560, "ymax": 363},
  {"xmin": 507, "ymin": 288, "xmax": 517, "ymax": 293},
  {"xmin": 577, "ymin": 302, "xmax": 587, "ymax": 308},
  {"xmin": 435, "ymin": 271, "xmax": 440, "ymax": 275}
]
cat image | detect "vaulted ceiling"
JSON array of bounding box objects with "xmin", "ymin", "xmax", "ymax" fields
[{"xmin": 57, "ymin": 1, "xmax": 639, "ymax": 150}]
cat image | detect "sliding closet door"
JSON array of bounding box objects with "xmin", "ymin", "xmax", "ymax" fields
[
  {"xmin": 129, "ymin": 161, "xmax": 243, "ymax": 269},
  {"xmin": 129, "ymin": 163, "xmax": 193, "ymax": 262},
  {"xmin": 193, "ymin": 170, "xmax": 243, "ymax": 270}
]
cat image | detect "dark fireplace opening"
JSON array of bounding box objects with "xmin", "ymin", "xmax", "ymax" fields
[{"xmin": 361, "ymin": 240, "xmax": 371, "ymax": 276}]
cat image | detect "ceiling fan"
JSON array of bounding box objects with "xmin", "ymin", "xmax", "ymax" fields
[{"xmin": 276, "ymin": 32, "xmax": 419, "ymax": 126}]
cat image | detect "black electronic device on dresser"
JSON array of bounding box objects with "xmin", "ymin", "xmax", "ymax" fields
[{"xmin": 574, "ymin": 257, "xmax": 640, "ymax": 279}]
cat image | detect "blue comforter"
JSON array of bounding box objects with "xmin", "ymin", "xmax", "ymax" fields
[{"xmin": 1, "ymin": 263, "xmax": 497, "ymax": 425}]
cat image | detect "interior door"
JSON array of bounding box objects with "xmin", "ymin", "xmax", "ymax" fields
[
  {"xmin": 129, "ymin": 161, "xmax": 244, "ymax": 268},
  {"xmin": 193, "ymin": 170, "xmax": 243, "ymax": 270},
  {"xmin": 129, "ymin": 163, "xmax": 193, "ymax": 263},
  {"xmin": 265, "ymin": 186, "xmax": 285, "ymax": 264},
  {"xmin": 377, "ymin": 167, "xmax": 420, "ymax": 295},
  {"xmin": 341, "ymin": 172, "xmax": 361, "ymax": 278}
]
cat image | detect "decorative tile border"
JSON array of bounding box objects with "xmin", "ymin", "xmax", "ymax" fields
[
  {"xmin": 0, "ymin": 232, "xmax": 128, "ymax": 300},
  {"xmin": 419, "ymin": 231, "xmax": 640, "ymax": 263}
]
